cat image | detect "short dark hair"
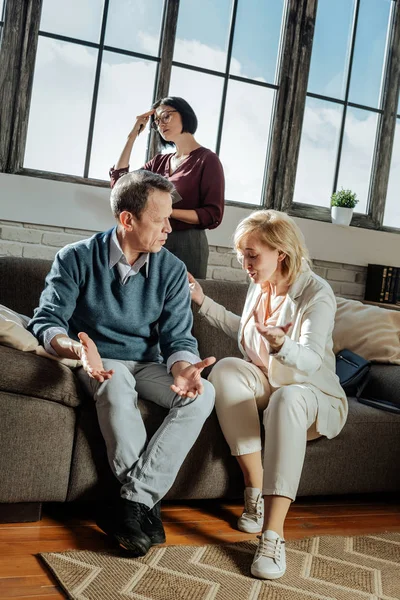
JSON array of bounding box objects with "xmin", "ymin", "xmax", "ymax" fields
[
  {"xmin": 151, "ymin": 96, "xmax": 198, "ymax": 147},
  {"xmin": 110, "ymin": 170, "xmax": 174, "ymax": 219}
]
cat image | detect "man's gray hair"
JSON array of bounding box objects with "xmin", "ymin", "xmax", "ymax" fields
[{"xmin": 110, "ymin": 170, "xmax": 175, "ymax": 219}]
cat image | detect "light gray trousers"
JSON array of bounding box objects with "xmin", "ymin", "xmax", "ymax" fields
[{"xmin": 77, "ymin": 360, "xmax": 215, "ymax": 509}]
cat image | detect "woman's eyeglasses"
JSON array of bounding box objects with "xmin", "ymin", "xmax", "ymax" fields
[{"xmin": 151, "ymin": 110, "xmax": 177, "ymax": 130}]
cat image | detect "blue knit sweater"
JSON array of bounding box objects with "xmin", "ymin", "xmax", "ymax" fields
[{"xmin": 28, "ymin": 229, "xmax": 199, "ymax": 363}]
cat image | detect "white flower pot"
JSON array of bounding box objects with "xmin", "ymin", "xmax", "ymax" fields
[{"xmin": 331, "ymin": 206, "xmax": 354, "ymax": 226}]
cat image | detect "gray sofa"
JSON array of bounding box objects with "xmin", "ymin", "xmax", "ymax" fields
[{"xmin": 0, "ymin": 256, "xmax": 399, "ymax": 523}]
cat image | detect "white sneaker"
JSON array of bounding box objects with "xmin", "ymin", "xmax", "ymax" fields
[
  {"xmin": 251, "ymin": 529, "xmax": 286, "ymax": 580},
  {"xmin": 237, "ymin": 487, "xmax": 264, "ymax": 533}
]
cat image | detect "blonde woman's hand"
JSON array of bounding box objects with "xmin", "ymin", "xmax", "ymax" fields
[
  {"xmin": 188, "ymin": 272, "xmax": 205, "ymax": 306},
  {"xmin": 255, "ymin": 322, "xmax": 292, "ymax": 352}
]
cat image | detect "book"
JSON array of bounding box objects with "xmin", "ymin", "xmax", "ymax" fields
[{"xmin": 364, "ymin": 264, "xmax": 400, "ymax": 304}]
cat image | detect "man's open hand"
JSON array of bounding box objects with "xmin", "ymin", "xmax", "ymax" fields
[
  {"xmin": 171, "ymin": 356, "xmax": 216, "ymax": 398},
  {"xmin": 78, "ymin": 332, "xmax": 114, "ymax": 382}
]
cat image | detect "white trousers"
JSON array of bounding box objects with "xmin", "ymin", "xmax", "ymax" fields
[{"xmin": 208, "ymin": 357, "xmax": 337, "ymax": 501}]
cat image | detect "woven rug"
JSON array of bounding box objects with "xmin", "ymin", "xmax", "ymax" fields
[{"xmin": 40, "ymin": 533, "xmax": 400, "ymax": 600}]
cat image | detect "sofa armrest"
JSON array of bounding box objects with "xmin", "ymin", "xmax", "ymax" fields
[{"xmin": 0, "ymin": 345, "xmax": 82, "ymax": 408}]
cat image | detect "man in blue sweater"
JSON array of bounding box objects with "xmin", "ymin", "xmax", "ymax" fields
[{"xmin": 29, "ymin": 170, "xmax": 216, "ymax": 556}]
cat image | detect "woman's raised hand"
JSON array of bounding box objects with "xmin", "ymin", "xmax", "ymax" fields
[
  {"xmin": 255, "ymin": 322, "xmax": 292, "ymax": 352},
  {"xmin": 188, "ymin": 272, "xmax": 205, "ymax": 306},
  {"xmin": 128, "ymin": 109, "xmax": 155, "ymax": 138}
]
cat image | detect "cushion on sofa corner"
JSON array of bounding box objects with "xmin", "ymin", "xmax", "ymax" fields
[
  {"xmin": 0, "ymin": 345, "xmax": 82, "ymax": 408},
  {"xmin": 0, "ymin": 305, "xmax": 39, "ymax": 351},
  {"xmin": 333, "ymin": 297, "xmax": 400, "ymax": 364},
  {"xmin": 0, "ymin": 304, "xmax": 81, "ymax": 368}
]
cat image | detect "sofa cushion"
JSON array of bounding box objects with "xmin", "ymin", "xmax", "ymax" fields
[
  {"xmin": 0, "ymin": 345, "xmax": 81, "ymax": 408},
  {"xmin": 0, "ymin": 304, "xmax": 38, "ymax": 351},
  {"xmin": 0, "ymin": 257, "xmax": 52, "ymax": 318},
  {"xmin": 298, "ymin": 397, "xmax": 400, "ymax": 496},
  {"xmin": 193, "ymin": 279, "xmax": 247, "ymax": 371},
  {"xmin": 361, "ymin": 363, "xmax": 400, "ymax": 408},
  {"xmin": 333, "ymin": 297, "xmax": 400, "ymax": 364},
  {"xmin": 0, "ymin": 392, "xmax": 75, "ymax": 503}
]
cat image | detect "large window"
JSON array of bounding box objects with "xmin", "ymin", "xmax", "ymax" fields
[
  {"xmin": 23, "ymin": 0, "xmax": 285, "ymax": 203},
  {"xmin": 293, "ymin": 0, "xmax": 398, "ymax": 228},
  {"xmin": 24, "ymin": 0, "xmax": 163, "ymax": 178},
  {"xmin": 384, "ymin": 116, "xmax": 400, "ymax": 227},
  {"xmin": 170, "ymin": 0, "xmax": 285, "ymax": 204},
  {"xmin": 1, "ymin": 0, "xmax": 400, "ymax": 233}
]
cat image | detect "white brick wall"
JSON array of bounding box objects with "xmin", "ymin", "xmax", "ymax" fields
[
  {"xmin": 0, "ymin": 221, "xmax": 92, "ymax": 261},
  {"xmin": 0, "ymin": 220, "xmax": 367, "ymax": 300}
]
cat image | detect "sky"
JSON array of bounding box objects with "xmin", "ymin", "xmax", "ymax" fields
[{"xmin": 21, "ymin": 0, "xmax": 400, "ymax": 227}]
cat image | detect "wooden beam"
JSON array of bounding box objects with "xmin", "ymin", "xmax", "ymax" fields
[
  {"xmin": 0, "ymin": 0, "xmax": 42, "ymax": 173},
  {"xmin": 264, "ymin": 0, "xmax": 318, "ymax": 212},
  {"xmin": 369, "ymin": 1, "xmax": 400, "ymax": 227},
  {"xmin": 148, "ymin": 0, "xmax": 180, "ymax": 159}
]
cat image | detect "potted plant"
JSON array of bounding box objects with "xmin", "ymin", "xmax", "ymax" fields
[{"xmin": 330, "ymin": 188, "xmax": 359, "ymax": 226}]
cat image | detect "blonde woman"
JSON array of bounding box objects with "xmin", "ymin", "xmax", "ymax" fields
[{"xmin": 189, "ymin": 210, "xmax": 347, "ymax": 580}]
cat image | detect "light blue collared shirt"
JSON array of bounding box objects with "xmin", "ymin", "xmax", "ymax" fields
[
  {"xmin": 109, "ymin": 228, "xmax": 150, "ymax": 284},
  {"xmin": 44, "ymin": 228, "xmax": 199, "ymax": 372}
]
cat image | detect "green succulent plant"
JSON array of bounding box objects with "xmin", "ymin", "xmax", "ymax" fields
[{"xmin": 331, "ymin": 188, "xmax": 359, "ymax": 209}]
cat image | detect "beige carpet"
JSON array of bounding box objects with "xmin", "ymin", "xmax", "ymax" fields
[{"xmin": 40, "ymin": 533, "xmax": 400, "ymax": 600}]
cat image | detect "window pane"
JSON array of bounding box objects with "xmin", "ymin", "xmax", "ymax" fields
[
  {"xmin": 105, "ymin": 0, "xmax": 164, "ymax": 57},
  {"xmin": 308, "ymin": 0, "xmax": 355, "ymax": 99},
  {"xmin": 89, "ymin": 52, "xmax": 157, "ymax": 180},
  {"xmin": 219, "ymin": 81, "xmax": 274, "ymax": 204},
  {"xmin": 383, "ymin": 119, "xmax": 400, "ymax": 227},
  {"xmin": 336, "ymin": 107, "xmax": 378, "ymax": 214},
  {"xmin": 293, "ymin": 98, "xmax": 342, "ymax": 206},
  {"xmin": 24, "ymin": 37, "xmax": 97, "ymax": 176},
  {"xmin": 348, "ymin": 0, "xmax": 391, "ymax": 108},
  {"xmin": 0, "ymin": 1, "xmax": 4, "ymax": 19},
  {"xmin": 40, "ymin": 0, "xmax": 104, "ymax": 43},
  {"xmin": 169, "ymin": 67, "xmax": 224, "ymax": 151},
  {"xmin": 173, "ymin": 0, "xmax": 233, "ymax": 71},
  {"xmin": 230, "ymin": 0, "xmax": 284, "ymax": 83}
]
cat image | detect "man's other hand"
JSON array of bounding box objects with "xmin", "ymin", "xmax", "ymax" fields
[{"xmin": 170, "ymin": 356, "xmax": 216, "ymax": 398}]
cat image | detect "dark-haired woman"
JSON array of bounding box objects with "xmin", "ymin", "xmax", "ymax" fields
[{"xmin": 110, "ymin": 97, "xmax": 225, "ymax": 279}]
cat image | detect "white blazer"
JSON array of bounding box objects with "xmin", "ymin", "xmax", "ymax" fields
[{"xmin": 199, "ymin": 262, "xmax": 348, "ymax": 438}]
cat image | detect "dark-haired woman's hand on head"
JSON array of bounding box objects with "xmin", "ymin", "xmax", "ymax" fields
[
  {"xmin": 188, "ymin": 272, "xmax": 205, "ymax": 306},
  {"xmin": 128, "ymin": 109, "xmax": 155, "ymax": 139}
]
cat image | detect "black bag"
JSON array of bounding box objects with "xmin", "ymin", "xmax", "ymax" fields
[{"xmin": 335, "ymin": 349, "xmax": 371, "ymax": 398}]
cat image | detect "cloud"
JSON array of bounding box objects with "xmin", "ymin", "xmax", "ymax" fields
[{"xmin": 294, "ymin": 100, "xmax": 385, "ymax": 217}]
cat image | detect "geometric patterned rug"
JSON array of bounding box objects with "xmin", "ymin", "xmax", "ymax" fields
[{"xmin": 39, "ymin": 533, "xmax": 400, "ymax": 600}]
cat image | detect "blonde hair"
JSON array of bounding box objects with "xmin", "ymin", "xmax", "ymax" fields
[{"xmin": 233, "ymin": 210, "xmax": 311, "ymax": 285}]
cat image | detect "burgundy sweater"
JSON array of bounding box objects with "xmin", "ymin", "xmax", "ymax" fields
[{"xmin": 110, "ymin": 147, "xmax": 225, "ymax": 231}]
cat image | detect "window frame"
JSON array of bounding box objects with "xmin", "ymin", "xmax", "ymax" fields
[
  {"xmin": 281, "ymin": 0, "xmax": 400, "ymax": 234},
  {"xmin": 0, "ymin": 0, "xmax": 399, "ymax": 234}
]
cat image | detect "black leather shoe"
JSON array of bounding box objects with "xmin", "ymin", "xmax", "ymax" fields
[
  {"xmin": 114, "ymin": 499, "xmax": 152, "ymax": 556},
  {"xmin": 142, "ymin": 502, "xmax": 166, "ymax": 544},
  {"xmin": 96, "ymin": 498, "xmax": 152, "ymax": 556}
]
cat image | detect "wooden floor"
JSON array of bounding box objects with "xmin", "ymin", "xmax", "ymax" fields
[{"xmin": 1, "ymin": 495, "xmax": 400, "ymax": 599}]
